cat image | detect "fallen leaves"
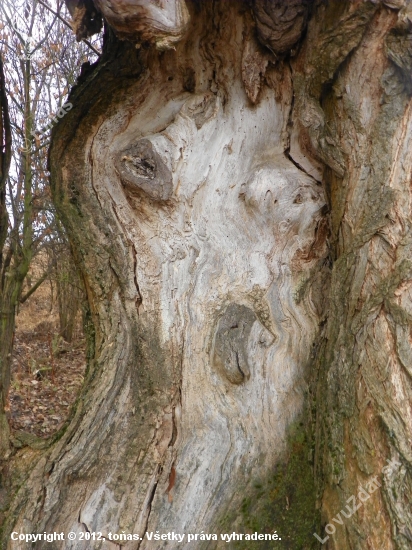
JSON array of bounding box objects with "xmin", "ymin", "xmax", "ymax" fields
[{"xmin": 9, "ymin": 325, "xmax": 86, "ymax": 438}]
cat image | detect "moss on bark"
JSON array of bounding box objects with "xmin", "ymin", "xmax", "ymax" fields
[{"xmin": 217, "ymin": 420, "xmax": 320, "ymax": 550}]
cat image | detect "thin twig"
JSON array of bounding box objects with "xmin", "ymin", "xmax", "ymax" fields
[{"xmin": 19, "ymin": 257, "xmax": 57, "ymax": 303}]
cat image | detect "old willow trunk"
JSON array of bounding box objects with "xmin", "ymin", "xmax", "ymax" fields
[{"xmin": 2, "ymin": 0, "xmax": 412, "ymax": 548}]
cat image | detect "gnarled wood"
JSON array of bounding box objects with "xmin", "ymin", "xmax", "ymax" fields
[
  {"xmin": 3, "ymin": 1, "xmax": 412, "ymax": 549},
  {"xmin": 94, "ymin": 0, "xmax": 190, "ymax": 49}
]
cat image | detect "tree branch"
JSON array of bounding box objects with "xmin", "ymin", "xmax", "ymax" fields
[
  {"xmin": 37, "ymin": 0, "xmax": 101, "ymax": 56},
  {"xmin": 0, "ymin": 56, "xmax": 12, "ymax": 276},
  {"xmin": 19, "ymin": 256, "xmax": 57, "ymax": 303}
]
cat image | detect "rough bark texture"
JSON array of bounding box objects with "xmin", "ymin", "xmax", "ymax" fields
[
  {"xmin": 294, "ymin": 2, "xmax": 412, "ymax": 548},
  {"xmin": 2, "ymin": 1, "xmax": 412, "ymax": 549},
  {"xmin": 94, "ymin": 0, "xmax": 190, "ymax": 49}
]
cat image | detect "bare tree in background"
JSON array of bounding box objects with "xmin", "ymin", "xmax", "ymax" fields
[
  {"xmin": 0, "ymin": 0, "xmax": 100, "ymax": 457},
  {"xmin": 0, "ymin": 55, "xmax": 12, "ymax": 466}
]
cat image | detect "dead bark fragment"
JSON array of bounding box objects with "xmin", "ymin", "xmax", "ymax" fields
[
  {"xmin": 212, "ymin": 304, "xmax": 256, "ymax": 385},
  {"xmin": 115, "ymin": 139, "xmax": 173, "ymax": 201},
  {"xmin": 65, "ymin": 0, "xmax": 102, "ymax": 40},
  {"xmin": 241, "ymin": 34, "xmax": 269, "ymax": 104},
  {"xmin": 252, "ymin": 0, "xmax": 310, "ymax": 56},
  {"xmin": 94, "ymin": 0, "xmax": 190, "ymax": 49}
]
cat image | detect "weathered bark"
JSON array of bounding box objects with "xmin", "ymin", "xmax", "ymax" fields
[
  {"xmin": 55, "ymin": 252, "xmax": 83, "ymax": 343},
  {"xmin": 2, "ymin": 1, "xmax": 412, "ymax": 549},
  {"xmin": 294, "ymin": 2, "xmax": 412, "ymax": 548}
]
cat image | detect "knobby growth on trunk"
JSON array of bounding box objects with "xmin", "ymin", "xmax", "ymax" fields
[{"xmin": 1, "ymin": 1, "xmax": 412, "ymax": 549}]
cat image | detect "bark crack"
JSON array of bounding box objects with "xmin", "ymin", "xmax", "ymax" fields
[
  {"xmin": 110, "ymin": 203, "xmax": 143, "ymax": 314},
  {"xmin": 169, "ymin": 406, "xmax": 178, "ymax": 448},
  {"xmin": 284, "ymin": 59, "xmax": 323, "ymax": 185},
  {"xmin": 285, "ymin": 149, "xmax": 322, "ymax": 185},
  {"xmin": 78, "ymin": 509, "xmax": 91, "ymax": 536},
  {"xmin": 165, "ymin": 463, "xmax": 176, "ymax": 502},
  {"xmin": 234, "ymin": 350, "xmax": 245, "ymax": 380},
  {"xmin": 131, "ymin": 243, "xmax": 143, "ymax": 314},
  {"xmin": 136, "ymin": 466, "xmax": 160, "ymax": 550}
]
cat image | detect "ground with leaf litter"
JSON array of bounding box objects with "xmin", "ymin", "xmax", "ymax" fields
[{"xmin": 8, "ymin": 280, "xmax": 86, "ymax": 439}]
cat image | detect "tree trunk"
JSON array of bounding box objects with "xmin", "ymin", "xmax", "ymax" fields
[
  {"xmin": 0, "ymin": 55, "xmax": 34, "ymax": 460},
  {"xmin": 299, "ymin": 3, "xmax": 412, "ymax": 548},
  {"xmin": 55, "ymin": 251, "xmax": 82, "ymax": 343},
  {"xmin": 2, "ymin": 1, "xmax": 412, "ymax": 549},
  {"xmin": 0, "ymin": 56, "xmax": 12, "ymax": 460}
]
